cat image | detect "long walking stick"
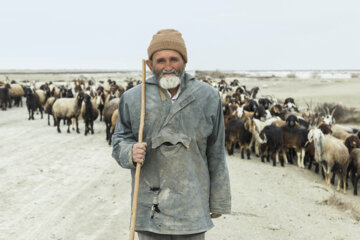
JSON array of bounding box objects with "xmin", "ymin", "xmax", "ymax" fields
[{"xmin": 129, "ymin": 59, "xmax": 146, "ymax": 240}]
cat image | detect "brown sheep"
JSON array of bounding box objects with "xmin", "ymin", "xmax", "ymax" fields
[
  {"xmin": 104, "ymin": 98, "xmax": 120, "ymax": 145},
  {"xmin": 350, "ymin": 149, "xmax": 360, "ymax": 195}
]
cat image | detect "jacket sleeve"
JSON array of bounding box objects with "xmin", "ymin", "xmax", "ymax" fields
[
  {"xmin": 206, "ymin": 94, "xmax": 231, "ymax": 214},
  {"xmin": 112, "ymin": 95, "xmax": 137, "ymax": 169}
]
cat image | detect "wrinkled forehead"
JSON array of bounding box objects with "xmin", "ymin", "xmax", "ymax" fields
[{"xmin": 152, "ymin": 50, "xmax": 184, "ymax": 62}]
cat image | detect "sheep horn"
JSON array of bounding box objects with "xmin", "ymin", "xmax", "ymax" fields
[{"xmin": 331, "ymin": 107, "xmax": 336, "ymax": 116}]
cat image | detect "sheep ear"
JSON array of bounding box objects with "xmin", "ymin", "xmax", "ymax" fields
[{"xmin": 326, "ymin": 107, "xmax": 330, "ymax": 115}]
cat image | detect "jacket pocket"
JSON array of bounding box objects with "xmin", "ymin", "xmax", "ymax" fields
[{"xmin": 151, "ymin": 133, "xmax": 191, "ymax": 150}]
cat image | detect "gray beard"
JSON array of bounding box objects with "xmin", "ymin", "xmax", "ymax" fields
[{"xmin": 159, "ymin": 75, "xmax": 181, "ymax": 89}]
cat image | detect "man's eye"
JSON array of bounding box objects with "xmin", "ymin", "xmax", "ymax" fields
[{"xmin": 156, "ymin": 59, "xmax": 165, "ymax": 63}]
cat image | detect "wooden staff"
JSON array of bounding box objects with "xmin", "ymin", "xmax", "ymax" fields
[{"xmin": 129, "ymin": 59, "xmax": 146, "ymax": 240}]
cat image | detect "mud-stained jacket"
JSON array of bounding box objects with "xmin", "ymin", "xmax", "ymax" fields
[{"xmin": 112, "ymin": 73, "xmax": 231, "ymax": 234}]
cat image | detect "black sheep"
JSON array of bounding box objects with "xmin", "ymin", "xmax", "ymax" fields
[
  {"xmin": 0, "ymin": 84, "xmax": 11, "ymax": 110},
  {"xmin": 24, "ymin": 88, "xmax": 43, "ymax": 120},
  {"xmin": 259, "ymin": 125, "xmax": 284, "ymax": 166}
]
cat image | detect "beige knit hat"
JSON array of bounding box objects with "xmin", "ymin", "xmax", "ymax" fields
[{"xmin": 147, "ymin": 29, "xmax": 188, "ymax": 63}]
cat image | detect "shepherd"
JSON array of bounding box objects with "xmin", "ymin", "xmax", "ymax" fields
[{"xmin": 112, "ymin": 29, "xmax": 231, "ymax": 240}]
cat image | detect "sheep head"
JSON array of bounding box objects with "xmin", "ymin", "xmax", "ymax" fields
[{"xmin": 285, "ymin": 115, "xmax": 299, "ymax": 128}]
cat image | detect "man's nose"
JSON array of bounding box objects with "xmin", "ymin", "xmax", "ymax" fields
[{"xmin": 164, "ymin": 61, "xmax": 173, "ymax": 71}]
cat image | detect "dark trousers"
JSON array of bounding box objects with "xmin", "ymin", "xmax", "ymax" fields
[{"xmin": 138, "ymin": 231, "xmax": 205, "ymax": 240}]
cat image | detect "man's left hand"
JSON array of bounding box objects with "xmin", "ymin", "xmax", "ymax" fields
[{"xmin": 210, "ymin": 213, "xmax": 222, "ymax": 218}]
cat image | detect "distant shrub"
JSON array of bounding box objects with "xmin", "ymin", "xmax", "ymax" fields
[
  {"xmin": 287, "ymin": 73, "xmax": 296, "ymax": 78},
  {"xmin": 315, "ymin": 102, "xmax": 360, "ymax": 123},
  {"xmin": 351, "ymin": 73, "xmax": 360, "ymax": 78}
]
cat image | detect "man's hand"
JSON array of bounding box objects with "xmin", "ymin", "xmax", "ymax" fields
[
  {"xmin": 210, "ymin": 213, "xmax": 222, "ymax": 218},
  {"xmin": 132, "ymin": 143, "xmax": 147, "ymax": 164}
]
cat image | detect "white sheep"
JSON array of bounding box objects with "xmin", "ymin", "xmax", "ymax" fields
[
  {"xmin": 52, "ymin": 92, "xmax": 84, "ymax": 133},
  {"xmin": 307, "ymin": 128, "xmax": 350, "ymax": 193}
]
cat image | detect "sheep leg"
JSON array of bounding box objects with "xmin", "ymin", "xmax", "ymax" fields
[
  {"xmin": 336, "ymin": 175, "xmax": 341, "ymax": 191},
  {"xmin": 246, "ymin": 144, "xmax": 251, "ymax": 159},
  {"xmin": 84, "ymin": 118, "xmax": 89, "ymax": 136},
  {"xmin": 240, "ymin": 145, "xmax": 245, "ymax": 159},
  {"xmin": 354, "ymin": 175, "xmax": 358, "ymax": 195},
  {"xmin": 47, "ymin": 113, "xmax": 50, "ymax": 126},
  {"xmin": 261, "ymin": 151, "xmax": 265, "ymax": 162},
  {"xmin": 90, "ymin": 120, "xmax": 94, "ymax": 134},
  {"xmin": 342, "ymin": 174, "xmax": 347, "ymax": 194},
  {"xmin": 72, "ymin": 118, "xmax": 76, "ymax": 131},
  {"xmin": 28, "ymin": 108, "xmax": 31, "ymax": 120},
  {"xmin": 76, "ymin": 117, "xmax": 80, "ymax": 133},
  {"xmin": 266, "ymin": 149, "xmax": 270, "ymax": 162},
  {"xmin": 255, "ymin": 141, "xmax": 260, "ymax": 157},
  {"xmin": 31, "ymin": 109, "xmax": 35, "ymax": 120},
  {"xmin": 330, "ymin": 172, "xmax": 335, "ymax": 185},
  {"xmin": 301, "ymin": 149, "xmax": 305, "ymax": 168},
  {"xmin": 282, "ymin": 149, "xmax": 288, "ymax": 165},
  {"xmin": 40, "ymin": 107, "xmax": 43, "ymax": 119},
  {"xmin": 67, "ymin": 119, "xmax": 71, "ymax": 133},
  {"xmin": 57, "ymin": 118, "xmax": 61, "ymax": 133},
  {"xmin": 272, "ymin": 150, "xmax": 276, "ymax": 167},
  {"xmin": 296, "ymin": 151, "xmax": 301, "ymax": 168}
]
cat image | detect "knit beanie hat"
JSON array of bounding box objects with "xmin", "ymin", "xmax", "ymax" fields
[{"xmin": 147, "ymin": 29, "xmax": 188, "ymax": 63}]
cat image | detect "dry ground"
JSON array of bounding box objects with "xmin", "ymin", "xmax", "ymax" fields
[{"xmin": 1, "ymin": 74, "xmax": 360, "ymax": 240}]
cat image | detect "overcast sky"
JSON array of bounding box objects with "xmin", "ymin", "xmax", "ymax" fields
[{"xmin": 0, "ymin": 0, "xmax": 359, "ymax": 70}]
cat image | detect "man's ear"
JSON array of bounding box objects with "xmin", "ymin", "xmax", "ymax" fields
[{"xmin": 146, "ymin": 60, "xmax": 153, "ymax": 71}]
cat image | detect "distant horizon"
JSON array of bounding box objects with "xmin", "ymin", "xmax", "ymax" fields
[{"xmin": 1, "ymin": 68, "xmax": 360, "ymax": 74}]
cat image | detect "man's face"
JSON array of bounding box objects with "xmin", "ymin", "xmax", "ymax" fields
[{"xmin": 146, "ymin": 50, "xmax": 186, "ymax": 89}]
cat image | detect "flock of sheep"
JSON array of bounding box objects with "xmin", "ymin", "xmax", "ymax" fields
[
  {"xmin": 213, "ymin": 78, "xmax": 360, "ymax": 196},
  {"xmin": 0, "ymin": 78, "xmax": 132, "ymax": 145},
  {"xmin": 1, "ymin": 76, "xmax": 360, "ymax": 196}
]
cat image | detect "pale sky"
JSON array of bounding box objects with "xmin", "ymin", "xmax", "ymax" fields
[{"xmin": 0, "ymin": 0, "xmax": 359, "ymax": 70}]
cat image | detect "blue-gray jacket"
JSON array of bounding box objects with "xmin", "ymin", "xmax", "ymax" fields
[{"xmin": 112, "ymin": 72, "xmax": 231, "ymax": 234}]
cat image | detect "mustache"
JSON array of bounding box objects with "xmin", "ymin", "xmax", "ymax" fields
[{"xmin": 160, "ymin": 69, "xmax": 178, "ymax": 76}]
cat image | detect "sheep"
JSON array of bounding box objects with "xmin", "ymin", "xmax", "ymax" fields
[
  {"xmin": 349, "ymin": 149, "xmax": 360, "ymax": 195},
  {"xmin": 35, "ymin": 89, "xmax": 47, "ymax": 106},
  {"xmin": 52, "ymin": 91, "xmax": 84, "ymax": 133},
  {"xmin": 253, "ymin": 105, "xmax": 266, "ymax": 121},
  {"xmin": 258, "ymin": 97, "xmax": 272, "ymax": 110},
  {"xmin": 24, "ymin": 87, "xmax": 43, "ymax": 120},
  {"xmin": 307, "ymin": 128, "xmax": 350, "ymax": 193},
  {"xmin": 225, "ymin": 118, "xmax": 252, "ymax": 159},
  {"xmin": 322, "ymin": 107, "xmax": 336, "ymax": 126},
  {"xmin": 332, "ymin": 129, "xmax": 351, "ymax": 141},
  {"xmin": 104, "ymin": 97, "xmax": 120, "ymax": 144},
  {"xmin": 280, "ymin": 115, "xmax": 308, "ymax": 168},
  {"xmin": 244, "ymin": 117, "xmax": 280, "ymax": 157},
  {"xmin": 236, "ymin": 106, "xmax": 254, "ymax": 122},
  {"xmin": 318, "ymin": 123, "xmax": 333, "ymax": 135},
  {"xmin": 259, "ymin": 125, "xmax": 283, "ymax": 166},
  {"xmin": 243, "ymin": 99, "xmax": 258, "ymax": 112},
  {"xmin": 306, "ymin": 123, "xmax": 333, "ymax": 173},
  {"xmin": 344, "ymin": 135, "xmax": 360, "ymax": 153},
  {"xmin": 109, "ymin": 109, "xmax": 119, "ymax": 145},
  {"xmin": 81, "ymin": 93, "xmax": 99, "ymax": 136},
  {"xmin": 270, "ymin": 104, "xmax": 285, "ymax": 120},
  {"xmin": 8, "ymin": 83, "xmax": 25, "ymax": 108},
  {"xmin": 0, "ymin": 84, "xmax": 11, "ymax": 110},
  {"xmin": 283, "ymin": 97, "xmax": 299, "ymax": 112}
]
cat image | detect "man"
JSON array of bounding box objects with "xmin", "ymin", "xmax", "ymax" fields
[{"xmin": 112, "ymin": 29, "xmax": 231, "ymax": 240}]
